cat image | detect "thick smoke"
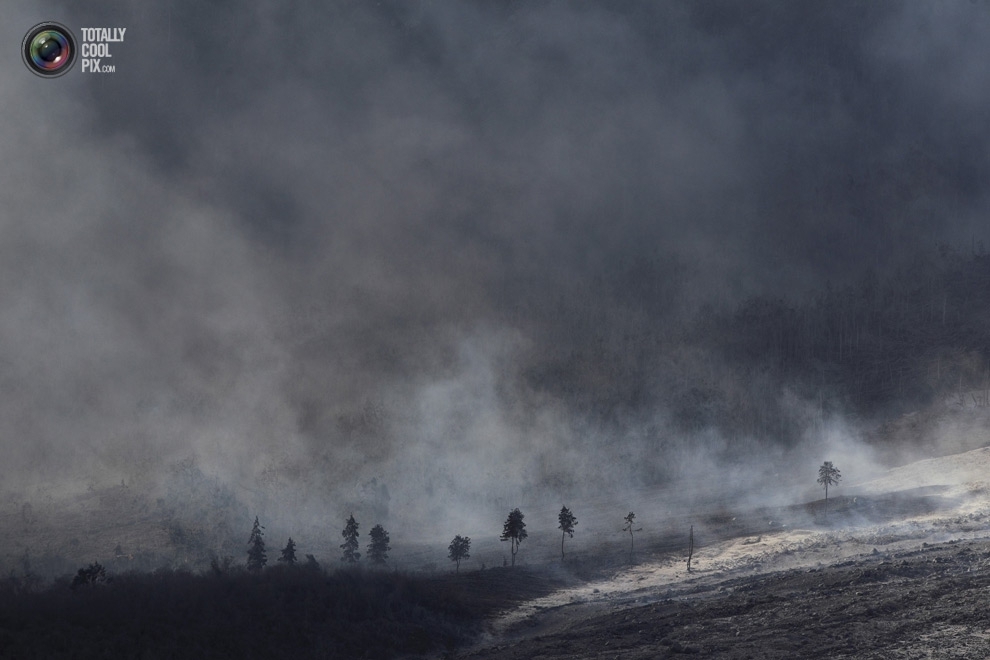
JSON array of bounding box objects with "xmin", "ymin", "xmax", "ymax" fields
[{"xmin": 2, "ymin": 1, "xmax": 990, "ymax": 548}]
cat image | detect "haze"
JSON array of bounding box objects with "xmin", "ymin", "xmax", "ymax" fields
[{"xmin": 3, "ymin": 1, "xmax": 990, "ymax": 550}]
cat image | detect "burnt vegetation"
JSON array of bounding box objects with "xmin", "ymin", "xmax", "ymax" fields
[
  {"xmin": 691, "ymin": 247, "xmax": 990, "ymax": 434},
  {"xmin": 0, "ymin": 563, "xmax": 566, "ymax": 659},
  {"xmin": 523, "ymin": 247, "xmax": 990, "ymax": 458},
  {"xmin": 2, "ymin": 248, "xmax": 988, "ymax": 658}
]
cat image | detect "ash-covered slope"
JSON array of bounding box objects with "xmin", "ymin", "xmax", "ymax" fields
[{"xmin": 459, "ymin": 444, "xmax": 990, "ymax": 659}]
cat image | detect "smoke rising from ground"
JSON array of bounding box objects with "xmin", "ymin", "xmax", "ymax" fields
[{"xmin": 3, "ymin": 1, "xmax": 990, "ymax": 546}]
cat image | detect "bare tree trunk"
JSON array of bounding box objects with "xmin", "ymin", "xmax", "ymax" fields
[{"xmin": 687, "ymin": 525, "xmax": 694, "ymax": 573}]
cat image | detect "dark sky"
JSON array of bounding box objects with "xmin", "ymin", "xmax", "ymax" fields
[{"xmin": 4, "ymin": 1, "xmax": 990, "ymax": 531}]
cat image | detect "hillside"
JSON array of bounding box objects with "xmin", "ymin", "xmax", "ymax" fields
[
  {"xmin": 459, "ymin": 444, "xmax": 990, "ymax": 658},
  {"xmin": 5, "ymin": 443, "xmax": 990, "ymax": 658}
]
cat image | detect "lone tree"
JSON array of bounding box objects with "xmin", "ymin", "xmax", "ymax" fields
[
  {"xmin": 558, "ymin": 506, "xmax": 578, "ymax": 560},
  {"xmin": 340, "ymin": 514, "xmax": 361, "ymax": 563},
  {"xmin": 687, "ymin": 525, "xmax": 694, "ymax": 573},
  {"xmin": 817, "ymin": 461, "xmax": 842, "ymax": 517},
  {"xmin": 622, "ymin": 512, "xmax": 642, "ymax": 561},
  {"xmin": 448, "ymin": 535, "xmax": 471, "ymax": 573},
  {"xmin": 500, "ymin": 508, "xmax": 528, "ymax": 567},
  {"xmin": 367, "ymin": 524, "xmax": 391, "ymax": 565},
  {"xmin": 278, "ymin": 537, "xmax": 297, "ymax": 565},
  {"xmin": 247, "ymin": 517, "xmax": 267, "ymax": 572}
]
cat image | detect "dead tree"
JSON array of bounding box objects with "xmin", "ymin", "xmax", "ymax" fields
[
  {"xmin": 622, "ymin": 512, "xmax": 642, "ymax": 561},
  {"xmin": 687, "ymin": 525, "xmax": 694, "ymax": 573}
]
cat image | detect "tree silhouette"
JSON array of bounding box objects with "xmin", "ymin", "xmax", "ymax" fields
[
  {"xmin": 70, "ymin": 562, "xmax": 108, "ymax": 589},
  {"xmin": 687, "ymin": 525, "xmax": 694, "ymax": 573},
  {"xmin": 622, "ymin": 512, "xmax": 641, "ymax": 561},
  {"xmin": 367, "ymin": 524, "xmax": 391, "ymax": 565},
  {"xmin": 246, "ymin": 517, "xmax": 267, "ymax": 572},
  {"xmin": 448, "ymin": 535, "xmax": 471, "ymax": 573},
  {"xmin": 209, "ymin": 553, "xmax": 233, "ymax": 576},
  {"xmin": 340, "ymin": 514, "xmax": 361, "ymax": 563},
  {"xmin": 817, "ymin": 461, "xmax": 842, "ymax": 517},
  {"xmin": 557, "ymin": 506, "xmax": 577, "ymax": 560},
  {"xmin": 500, "ymin": 508, "xmax": 527, "ymax": 567},
  {"xmin": 278, "ymin": 537, "xmax": 297, "ymax": 565}
]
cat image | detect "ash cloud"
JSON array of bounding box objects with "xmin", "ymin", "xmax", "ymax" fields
[{"xmin": 2, "ymin": 1, "xmax": 990, "ymax": 544}]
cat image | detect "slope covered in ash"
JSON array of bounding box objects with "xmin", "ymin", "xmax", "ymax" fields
[{"xmin": 458, "ymin": 445, "xmax": 990, "ymax": 659}]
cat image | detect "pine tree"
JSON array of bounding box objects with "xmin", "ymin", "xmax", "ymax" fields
[
  {"xmin": 247, "ymin": 517, "xmax": 267, "ymax": 572},
  {"xmin": 448, "ymin": 535, "xmax": 471, "ymax": 573},
  {"xmin": 340, "ymin": 514, "xmax": 361, "ymax": 563},
  {"xmin": 558, "ymin": 506, "xmax": 577, "ymax": 560},
  {"xmin": 500, "ymin": 508, "xmax": 527, "ymax": 567},
  {"xmin": 622, "ymin": 512, "xmax": 641, "ymax": 561},
  {"xmin": 817, "ymin": 461, "xmax": 842, "ymax": 517},
  {"xmin": 367, "ymin": 524, "xmax": 390, "ymax": 565},
  {"xmin": 278, "ymin": 537, "xmax": 297, "ymax": 565}
]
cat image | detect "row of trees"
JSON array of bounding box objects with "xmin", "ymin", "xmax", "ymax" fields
[
  {"xmin": 484, "ymin": 460, "xmax": 840, "ymax": 568},
  {"xmin": 499, "ymin": 506, "xmax": 582, "ymax": 567},
  {"xmin": 244, "ymin": 515, "xmax": 391, "ymax": 573},
  {"xmin": 239, "ymin": 508, "xmax": 563, "ymax": 574},
  {"xmin": 241, "ymin": 463, "xmax": 840, "ymax": 573},
  {"xmin": 339, "ymin": 515, "xmax": 392, "ymax": 564}
]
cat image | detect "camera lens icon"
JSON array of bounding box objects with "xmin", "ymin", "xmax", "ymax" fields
[{"xmin": 22, "ymin": 22, "xmax": 77, "ymax": 77}]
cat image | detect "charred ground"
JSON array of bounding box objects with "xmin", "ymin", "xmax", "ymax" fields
[
  {"xmin": 0, "ymin": 563, "xmax": 571, "ymax": 659},
  {"xmin": 458, "ymin": 537, "xmax": 990, "ymax": 660},
  {"xmin": 0, "ymin": 479, "xmax": 980, "ymax": 659}
]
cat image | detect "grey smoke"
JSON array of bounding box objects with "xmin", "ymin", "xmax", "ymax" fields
[{"xmin": 2, "ymin": 1, "xmax": 989, "ymax": 543}]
